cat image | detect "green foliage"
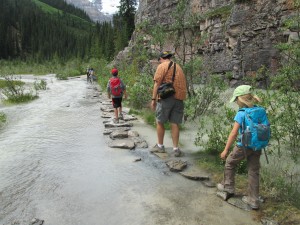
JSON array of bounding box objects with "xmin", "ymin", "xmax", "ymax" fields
[
  {"xmin": 261, "ymin": 164, "xmax": 300, "ymax": 208},
  {"xmin": 204, "ymin": 5, "xmax": 233, "ymax": 20},
  {"xmin": 1, "ymin": 75, "xmax": 38, "ymax": 103},
  {"xmin": 0, "ymin": 112, "xmax": 6, "ymax": 124},
  {"xmin": 195, "ymin": 106, "xmax": 234, "ymax": 154},
  {"xmin": 184, "ymin": 75, "xmax": 227, "ymax": 120},
  {"xmin": 33, "ymin": 79, "xmax": 47, "ymax": 91}
]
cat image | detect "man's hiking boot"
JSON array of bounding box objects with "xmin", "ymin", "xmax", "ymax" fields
[
  {"xmin": 113, "ymin": 118, "xmax": 119, "ymax": 124},
  {"xmin": 150, "ymin": 144, "xmax": 165, "ymax": 153},
  {"xmin": 173, "ymin": 148, "xmax": 182, "ymax": 157},
  {"xmin": 217, "ymin": 183, "xmax": 235, "ymax": 195},
  {"xmin": 242, "ymin": 196, "xmax": 259, "ymax": 210}
]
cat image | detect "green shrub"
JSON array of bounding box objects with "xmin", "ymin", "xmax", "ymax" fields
[
  {"xmin": 0, "ymin": 112, "xmax": 6, "ymax": 124},
  {"xmin": 34, "ymin": 79, "xmax": 47, "ymax": 90},
  {"xmin": 1, "ymin": 75, "xmax": 38, "ymax": 103}
]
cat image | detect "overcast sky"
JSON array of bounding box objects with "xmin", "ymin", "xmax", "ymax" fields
[{"xmin": 101, "ymin": 0, "xmax": 120, "ymax": 14}]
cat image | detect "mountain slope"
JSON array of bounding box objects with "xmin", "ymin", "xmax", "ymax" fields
[{"xmin": 65, "ymin": 0, "xmax": 112, "ymax": 22}]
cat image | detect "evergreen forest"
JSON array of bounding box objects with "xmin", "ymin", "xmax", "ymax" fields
[{"xmin": 0, "ymin": 0, "xmax": 136, "ymax": 62}]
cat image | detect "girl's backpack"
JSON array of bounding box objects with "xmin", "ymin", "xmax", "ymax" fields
[
  {"xmin": 109, "ymin": 77, "xmax": 122, "ymax": 97},
  {"xmin": 238, "ymin": 106, "xmax": 271, "ymax": 151}
]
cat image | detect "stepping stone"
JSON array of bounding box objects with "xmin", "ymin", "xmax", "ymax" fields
[
  {"xmin": 104, "ymin": 122, "xmax": 133, "ymax": 128},
  {"xmin": 166, "ymin": 159, "xmax": 187, "ymax": 172},
  {"xmin": 227, "ymin": 196, "xmax": 252, "ymax": 211},
  {"xmin": 216, "ymin": 192, "xmax": 251, "ymax": 211},
  {"xmin": 131, "ymin": 137, "xmax": 148, "ymax": 148},
  {"xmin": 179, "ymin": 171, "xmax": 209, "ymax": 181},
  {"xmin": 109, "ymin": 130, "xmax": 129, "ymax": 139},
  {"xmin": 30, "ymin": 218, "xmax": 44, "ymax": 225},
  {"xmin": 128, "ymin": 130, "xmax": 139, "ymax": 137},
  {"xmin": 202, "ymin": 180, "xmax": 216, "ymax": 188},
  {"xmin": 100, "ymin": 106, "xmax": 114, "ymax": 112},
  {"xmin": 108, "ymin": 139, "xmax": 135, "ymax": 150},
  {"xmin": 152, "ymin": 152, "xmax": 169, "ymax": 159},
  {"xmin": 124, "ymin": 115, "xmax": 138, "ymax": 121},
  {"xmin": 103, "ymin": 127, "xmax": 131, "ymax": 135}
]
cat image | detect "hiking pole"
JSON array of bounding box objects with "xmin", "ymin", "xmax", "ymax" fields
[{"xmin": 263, "ymin": 148, "xmax": 269, "ymax": 164}]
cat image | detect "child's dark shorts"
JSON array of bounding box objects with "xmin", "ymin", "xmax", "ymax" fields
[{"xmin": 112, "ymin": 97, "xmax": 122, "ymax": 108}]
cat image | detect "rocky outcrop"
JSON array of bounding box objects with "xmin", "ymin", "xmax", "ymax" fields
[{"xmin": 119, "ymin": 0, "xmax": 297, "ymax": 86}]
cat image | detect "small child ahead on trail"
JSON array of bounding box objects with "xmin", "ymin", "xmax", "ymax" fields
[
  {"xmin": 107, "ymin": 68, "xmax": 127, "ymax": 123},
  {"xmin": 217, "ymin": 85, "xmax": 270, "ymax": 210}
]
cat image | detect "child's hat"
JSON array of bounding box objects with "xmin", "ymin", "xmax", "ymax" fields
[
  {"xmin": 230, "ymin": 85, "xmax": 252, "ymax": 102},
  {"xmin": 111, "ymin": 68, "xmax": 118, "ymax": 76}
]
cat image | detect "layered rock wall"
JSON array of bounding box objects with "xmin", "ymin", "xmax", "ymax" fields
[{"xmin": 127, "ymin": 0, "xmax": 297, "ymax": 85}]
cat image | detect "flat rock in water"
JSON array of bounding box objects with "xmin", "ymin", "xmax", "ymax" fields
[
  {"xmin": 108, "ymin": 139, "xmax": 135, "ymax": 149},
  {"xmin": 109, "ymin": 130, "xmax": 129, "ymax": 139},
  {"xmin": 166, "ymin": 159, "xmax": 187, "ymax": 172},
  {"xmin": 152, "ymin": 152, "xmax": 169, "ymax": 159},
  {"xmin": 226, "ymin": 195, "xmax": 252, "ymax": 211},
  {"xmin": 30, "ymin": 218, "xmax": 44, "ymax": 225},
  {"xmin": 101, "ymin": 101, "xmax": 112, "ymax": 105},
  {"xmin": 103, "ymin": 127, "xmax": 131, "ymax": 135},
  {"xmin": 124, "ymin": 115, "xmax": 137, "ymax": 121},
  {"xmin": 128, "ymin": 130, "xmax": 139, "ymax": 137},
  {"xmin": 217, "ymin": 191, "xmax": 254, "ymax": 212},
  {"xmin": 100, "ymin": 106, "xmax": 114, "ymax": 112},
  {"xmin": 203, "ymin": 180, "xmax": 216, "ymax": 188},
  {"xmin": 131, "ymin": 137, "xmax": 148, "ymax": 148},
  {"xmin": 179, "ymin": 171, "xmax": 210, "ymax": 181},
  {"xmin": 104, "ymin": 122, "xmax": 133, "ymax": 128}
]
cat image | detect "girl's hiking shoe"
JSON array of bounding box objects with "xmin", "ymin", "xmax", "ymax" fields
[
  {"xmin": 119, "ymin": 113, "xmax": 124, "ymax": 120},
  {"xmin": 242, "ymin": 196, "xmax": 259, "ymax": 210},
  {"xmin": 113, "ymin": 118, "xmax": 119, "ymax": 124},
  {"xmin": 217, "ymin": 183, "xmax": 235, "ymax": 195},
  {"xmin": 150, "ymin": 144, "xmax": 165, "ymax": 153}
]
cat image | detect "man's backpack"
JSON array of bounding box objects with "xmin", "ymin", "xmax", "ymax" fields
[
  {"xmin": 110, "ymin": 77, "xmax": 122, "ymax": 96},
  {"xmin": 238, "ymin": 106, "xmax": 271, "ymax": 151}
]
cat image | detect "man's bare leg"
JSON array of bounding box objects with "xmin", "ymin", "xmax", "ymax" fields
[
  {"xmin": 171, "ymin": 123, "xmax": 179, "ymax": 148},
  {"xmin": 156, "ymin": 121, "xmax": 165, "ymax": 145}
]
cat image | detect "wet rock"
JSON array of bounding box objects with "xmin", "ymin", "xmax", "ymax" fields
[
  {"xmin": 103, "ymin": 127, "xmax": 131, "ymax": 135},
  {"xmin": 227, "ymin": 195, "xmax": 252, "ymax": 211},
  {"xmin": 166, "ymin": 160, "xmax": 187, "ymax": 172},
  {"xmin": 30, "ymin": 218, "xmax": 44, "ymax": 225},
  {"xmin": 100, "ymin": 101, "xmax": 112, "ymax": 105},
  {"xmin": 109, "ymin": 130, "xmax": 129, "ymax": 139},
  {"xmin": 128, "ymin": 130, "xmax": 139, "ymax": 137},
  {"xmin": 101, "ymin": 113, "xmax": 112, "ymax": 118},
  {"xmin": 100, "ymin": 106, "xmax": 114, "ymax": 112},
  {"xmin": 123, "ymin": 115, "xmax": 138, "ymax": 121},
  {"xmin": 131, "ymin": 137, "xmax": 148, "ymax": 148},
  {"xmin": 108, "ymin": 139, "xmax": 135, "ymax": 149},
  {"xmin": 104, "ymin": 122, "xmax": 133, "ymax": 128},
  {"xmin": 202, "ymin": 180, "xmax": 216, "ymax": 188},
  {"xmin": 152, "ymin": 152, "xmax": 169, "ymax": 159},
  {"xmin": 179, "ymin": 171, "xmax": 209, "ymax": 181}
]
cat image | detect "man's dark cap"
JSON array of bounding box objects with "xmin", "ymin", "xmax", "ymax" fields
[{"xmin": 158, "ymin": 51, "xmax": 173, "ymax": 61}]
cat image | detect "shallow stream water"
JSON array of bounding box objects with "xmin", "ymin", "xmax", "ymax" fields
[{"xmin": 0, "ymin": 75, "xmax": 259, "ymax": 225}]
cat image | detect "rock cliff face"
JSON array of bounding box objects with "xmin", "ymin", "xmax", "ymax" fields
[{"xmin": 126, "ymin": 0, "xmax": 297, "ymax": 85}]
